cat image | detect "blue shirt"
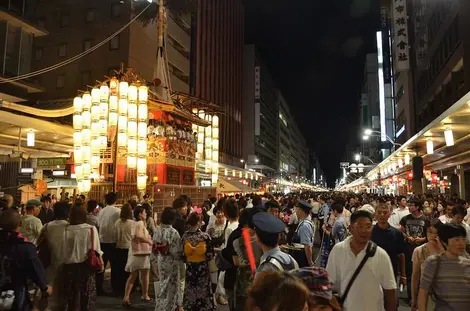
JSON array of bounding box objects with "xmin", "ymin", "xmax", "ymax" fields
[
  {"xmin": 319, "ymin": 203, "xmax": 330, "ymax": 220},
  {"xmin": 297, "ymin": 215, "xmax": 314, "ymax": 246},
  {"xmin": 331, "ymin": 215, "xmax": 347, "ymax": 244},
  {"xmin": 255, "ymin": 247, "xmax": 297, "ymax": 277}
]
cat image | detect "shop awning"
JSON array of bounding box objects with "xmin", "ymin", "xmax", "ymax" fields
[
  {"xmin": 217, "ymin": 177, "xmax": 254, "ymax": 193},
  {"xmin": 361, "ymin": 90, "xmax": 470, "ymax": 182}
]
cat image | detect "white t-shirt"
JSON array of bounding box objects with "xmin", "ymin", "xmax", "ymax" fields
[
  {"xmin": 97, "ymin": 205, "xmax": 121, "ymax": 243},
  {"xmin": 326, "ymin": 237, "xmax": 396, "ymax": 311},
  {"xmin": 63, "ymin": 224, "xmax": 103, "ymax": 264},
  {"xmin": 388, "ymin": 207, "xmax": 410, "ymax": 228},
  {"xmin": 223, "ymin": 221, "xmax": 239, "ymax": 248}
]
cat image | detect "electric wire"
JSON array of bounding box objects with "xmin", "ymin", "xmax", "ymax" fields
[{"xmin": 0, "ymin": 3, "xmax": 152, "ymax": 84}]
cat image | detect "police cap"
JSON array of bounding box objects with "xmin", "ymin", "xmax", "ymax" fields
[
  {"xmin": 252, "ymin": 212, "xmax": 285, "ymax": 234},
  {"xmin": 297, "ymin": 200, "xmax": 313, "ymax": 212}
]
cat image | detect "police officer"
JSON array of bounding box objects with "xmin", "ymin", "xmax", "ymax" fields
[
  {"xmin": 253, "ymin": 212, "xmax": 298, "ymax": 278},
  {"xmin": 291, "ymin": 200, "xmax": 315, "ymax": 268}
]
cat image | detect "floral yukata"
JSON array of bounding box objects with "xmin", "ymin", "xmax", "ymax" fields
[
  {"xmin": 153, "ymin": 224, "xmax": 183, "ymax": 311},
  {"xmin": 182, "ymin": 228, "xmax": 216, "ymax": 311}
]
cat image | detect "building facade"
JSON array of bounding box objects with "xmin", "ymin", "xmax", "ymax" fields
[
  {"xmin": 242, "ymin": 44, "xmax": 278, "ymax": 172},
  {"xmin": 31, "ymin": 0, "xmax": 191, "ymax": 101},
  {"xmin": 192, "ymin": 0, "xmax": 244, "ymax": 166},
  {"xmin": 278, "ymin": 92, "xmax": 309, "ymax": 178},
  {"xmin": 0, "ymin": 0, "xmax": 45, "ymax": 102}
]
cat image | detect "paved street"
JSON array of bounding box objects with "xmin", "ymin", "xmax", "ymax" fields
[{"xmin": 96, "ymin": 293, "xmax": 411, "ymax": 310}]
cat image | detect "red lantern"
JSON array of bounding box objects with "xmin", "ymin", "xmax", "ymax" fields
[
  {"xmin": 407, "ymin": 171, "xmax": 413, "ymax": 181},
  {"xmin": 431, "ymin": 174, "xmax": 438, "ymax": 183}
]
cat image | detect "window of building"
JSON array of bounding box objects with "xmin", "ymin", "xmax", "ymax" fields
[
  {"xmin": 58, "ymin": 43, "xmax": 67, "ymax": 57},
  {"xmin": 109, "ymin": 35, "xmax": 120, "ymax": 50},
  {"xmin": 111, "ymin": 3, "xmax": 121, "ymax": 18},
  {"xmin": 60, "ymin": 13, "xmax": 70, "ymax": 28},
  {"xmin": 85, "ymin": 9, "xmax": 95, "ymax": 22},
  {"xmin": 396, "ymin": 85, "xmax": 405, "ymax": 103},
  {"xmin": 34, "ymin": 48, "xmax": 43, "ymax": 61},
  {"xmin": 83, "ymin": 39, "xmax": 92, "ymax": 51},
  {"xmin": 56, "ymin": 74, "xmax": 65, "ymax": 88},
  {"xmin": 81, "ymin": 71, "xmax": 91, "ymax": 87}
]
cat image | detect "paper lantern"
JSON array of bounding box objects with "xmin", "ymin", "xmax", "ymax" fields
[
  {"xmin": 128, "ymin": 103, "xmax": 137, "ymax": 120},
  {"xmin": 82, "ymin": 146, "xmax": 91, "ymax": 162},
  {"xmin": 118, "ymin": 116, "xmax": 127, "ymax": 131},
  {"xmin": 91, "ymin": 88, "xmax": 100, "ymax": 103},
  {"xmin": 81, "ymin": 129, "xmax": 91, "ymax": 145},
  {"xmin": 83, "ymin": 179, "xmax": 91, "ymax": 192},
  {"xmin": 119, "ymin": 99, "xmax": 128, "ymax": 115},
  {"xmin": 73, "ymin": 97, "xmax": 83, "ymax": 113},
  {"xmin": 119, "ymin": 82, "xmax": 129, "ymax": 98},
  {"xmin": 108, "ymin": 112, "xmax": 118, "ymax": 126},
  {"xmin": 138, "ymin": 86, "xmax": 148, "ymax": 103},
  {"xmin": 73, "ymin": 132, "xmax": 82, "ymax": 147},
  {"xmin": 127, "ymin": 156, "xmax": 137, "ymax": 168},
  {"xmin": 137, "ymin": 157, "xmax": 147, "ymax": 174},
  {"xmin": 82, "ymin": 163, "xmax": 91, "ymax": 177},
  {"xmin": 128, "ymin": 121, "xmax": 137, "ymax": 137},
  {"xmin": 118, "ymin": 132, "xmax": 127, "ymax": 147},
  {"xmin": 137, "ymin": 175, "xmax": 147, "ymax": 190},
  {"xmin": 426, "ymin": 140, "xmax": 434, "ymax": 155},
  {"xmin": 110, "ymin": 78, "xmax": 119, "ymax": 95},
  {"xmin": 75, "ymin": 165, "xmax": 83, "ymax": 179},
  {"xmin": 138, "ymin": 122, "xmax": 147, "ymax": 138},
  {"xmin": 100, "ymin": 85, "xmax": 109, "ymax": 100},
  {"xmin": 444, "ymin": 129, "xmax": 454, "ymax": 147},
  {"xmin": 128, "ymin": 139, "xmax": 137, "ymax": 154},
  {"xmin": 74, "ymin": 148, "xmax": 83, "ymax": 165},
  {"xmin": 138, "ymin": 104, "xmax": 148, "ymax": 121},
  {"xmin": 82, "ymin": 93, "xmax": 92, "ymax": 110},
  {"xmin": 73, "ymin": 114, "xmax": 83, "ymax": 130},
  {"xmin": 91, "ymin": 155, "xmax": 100, "ymax": 169},
  {"xmin": 91, "ymin": 105, "xmax": 100, "ymax": 122},
  {"xmin": 99, "ymin": 119, "xmax": 108, "ymax": 136},
  {"xmin": 82, "ymin": 111, "xmax": 91, "ymax": 128},
  {"xmin": 404, "ymin": 153, "xmax": 410, "ymax": 165},
  {"xmin": 138, "ymin": 139, "xmax": 147, "ymax": 154},
  {"xmin": 212, "ymin": 115, "xmax": 219, "ymax": 127},
  {"xmin": 128, "ymin": 85, "xmax": 138, "ymax": 101}
]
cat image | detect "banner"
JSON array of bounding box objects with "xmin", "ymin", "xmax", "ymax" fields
[{"xmin": 393, "ymin": 0, "xmax": 410, "ymax": 71}]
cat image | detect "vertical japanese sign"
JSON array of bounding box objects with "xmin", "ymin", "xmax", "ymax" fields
[
  {"xmin": 393, "ymin": 0, "xmax": 410, "ymax": 71},
  {"xmin": 254, "ymin": 66, "xmax": 260, "ymax": 100}
]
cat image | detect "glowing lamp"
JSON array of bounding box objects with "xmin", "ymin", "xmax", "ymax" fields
[
  {"xmin": 83, "ymin": 179, "xmax": 91, "ymax": 192},
  {"xmin": 138, "ymin": 122, "xmax": 147, "ymax": 138},
  {"xmin": 205, "ymin": 126, "xmax": 212, "ymax": 137},
  {"xmin": 91, "ymin": 105, "xmax": 100, "ymax": 121},
  {"xmin": 73, "ymin": 132, "xmax": 82, "ymax": 147},
  {"xmin": 137, "ymin": 174, "xmax": 147, "ymax": 190},
  {"xmin": 128, "ymin": 103, "xmax": 137, "ymax": 120},
  {"xmin": 118, "ymin": 132, "xmax": 127, "ymax": 147},
  {"xmin": 205, "ymin": 148, "xmax": 212, "ymax": 160},
  {"xmin": 128, "ymin": 85, "xmax": 138, "ymax": 101},
  {"xmin": 82, "ymin": 146, "xmax": 91, "ymax": 163},
  {"xmin": 198, "ymin": 110, "xmax": 205, "ymax": 120},
  {"xmin": 100, "ymin": 85, "xmax": 109, "ymax": 100},
  {"xmin": 99, "ymin": 120, "xmax": 108, "ymax": 136},
  {"xmin": 398, "ymin": 159, "xmax": 403, "ymax": 168},
  {"xmin": 82, "ymin": 111, "xmax": 91, "ymax": 127},
  {"xmin": 137, "ymin": 157, "xmax": 147, "ymax": 174},
  {"xmin": 91, "ymin": 155, "xmax": 100, "ymax": 169},
  {"xmin": 212, "ymin": 150, "xmax": 219, "ymax": 161},
  {"xmin": 426, "ymin": 140, "xmax": 434, "ymax": 155},
  {"xmin": 138, "ymin": 139, "xmax": 147, "ymax": 154},
  {"xmin": 73, "ymin": 114, "xmax": 83, "ymax": 130},
  {"xmin": 444, "ymin": 129, "xmax": 454, "ymax": 147},
  {"xmin": 128, "ymin": 121, "xmax": 137, "ymax": 137},
  {"xmin": 212, "ymin": 115, "xmax": 219, "ymax": 127},
  {"xmin": 91, "ymin": 88, "xmax": 100, "ymax": 103},
  {"xmin": 82, "ymin": 163, "xmax": 91, "ymax": 177},
  {"xmin": 404, "ymin": 153, "xmax": 410, "ymax": 165},
  {"xmin": 26, "ymin": 130, "xmax": 35, "ymax": 147},
  {"xmin": 211, "ymin": 173, "xmax": 218, "ymax": 185},
  {"xmin": 74, "ymin": 148, "xmax": 83, "ymax": 165},
  {"xmin": 75, "ymin": 165, "xmax": 83, "ymax": 179},
  {"xmin": 81, "ymin": 129, "xmax": 91, "ymax": 145},
  {"xmin": 109, "ymin": 95, "xmax": 118, "ymax": 112},
  {"xmin": 91, "ymin": 139, "xmax": 100, "ymax": 153},
  {"xmin": 212, "ymin": 128, "xmax": 219, "ymax": 139},
  {"xmin": 128, "ymin": 139, "xmax": 137, "ymax": 154},
  {"xmin": 119, "ymin": 99, "xmax": 128, "ymax": 115},
  {"xmin": 239, "ymin": 171, "xmax": 243, "ymax": 178},
  {"xmin": 108, "ymin": 112, "xmax": 118, "ymax": 126},
  {"xmin": 127, "ymin": 156, "xmax": 137, "ymax": 168},
  {"xmin": 118, "ymin": 116, "xmax": 127, "ymax": 131},
  {"xmin": 99, "ymin": 102, "xmax": 109, "ymax": 119},
  {"xmin": 119, "ymin": 82, "xmax": 129, "ymax": 98},
  {"xmin": 138, "ymin": 104, "xmax": 148, "ymax": 121},
  {"xmin": 110, "ymin": 78, "xmax": 119, "ymax": 95},
  {"xmin": 82, "ymin": 93, "xmax": 92, "ymax": 110},
  {"xmin": 138, "ymin": 86, "xmax": 148, "ymax": 103},
  {"xmin": 212, "ymin": 138, "xmax": 219, "ymax": 150},
  {"xmin": 73, "ymin": 97, "xmax": 83, "ymax": 113},
  {"xmin": 99, "ymin": 136, "xmax": 107, "ymax": 149}
]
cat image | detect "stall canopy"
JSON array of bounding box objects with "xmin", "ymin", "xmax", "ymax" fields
[{"xmin": 217, "ymin": 177, "xmax": 254, "ymax": 194}]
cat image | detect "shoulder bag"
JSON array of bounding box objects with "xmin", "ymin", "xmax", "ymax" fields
[
  {"xmin": 86, "ymin": 227, "xmax": 103, "ymax": 272},
  {"xmin": 336, "ymin": 241, "xmax": 377, "ymax": 306},
  {"xmin": 132, "ymin": 222, "xmax": 152, "ymax": 256}
]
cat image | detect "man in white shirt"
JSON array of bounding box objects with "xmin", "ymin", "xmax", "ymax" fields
[
  {"xmin": 96, "ymin": 192, "xmax": 121, "ymax": 295},
  {"xmin": 327, "ymin": 210, "xmax": 397, "ymax": 311},
  {"xmin": 438, "ymin": 201, "xmax": 454, "ymax": 224},
  {"xmin": 388, "ymin": 196, "xmax": 410, "ymax": 229},
  {"xmin": 20, "ymin": 200, "xmax": 43, "ymax": 245}
]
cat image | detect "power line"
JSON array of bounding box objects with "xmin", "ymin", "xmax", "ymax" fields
[{"xmin": 0, "ymin": 3, "xmax": 151, "ymax": 84}]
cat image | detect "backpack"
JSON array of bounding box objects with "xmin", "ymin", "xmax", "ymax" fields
[{"xmin": 261, "ymin": 255, "xmax": 299, "ymax": 272}]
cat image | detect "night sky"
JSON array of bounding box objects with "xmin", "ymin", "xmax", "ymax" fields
[{"xmin": 245, "ymin": 0, "xmax": 379, "ymax": 186}]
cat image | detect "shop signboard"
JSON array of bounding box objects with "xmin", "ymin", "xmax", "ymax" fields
[
  {"xmin": 393, "ymin": 0, "xmax": 410, "ymax": 71},
  {"xmin": 37, "ymin": 158, "xmax": 67, "ymax": 168}
]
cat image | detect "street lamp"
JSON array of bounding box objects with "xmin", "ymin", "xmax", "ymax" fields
[
  {"xmin": 362, "ymin": 129, "xmax": 402, "ymax": 146},
  {"xmin": 354, "ymin": 154, "xmax": 361, "ymax": 162}
]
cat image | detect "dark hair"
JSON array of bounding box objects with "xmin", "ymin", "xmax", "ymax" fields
[
  {"xmin": 350, "ymin": 210, "xmax": 373, "ymax": 224},
  {"xmin": 437, "ymin": 223, "xmax": 467, "ymax": 245},
  {"xmin": 41, "ymin": 196, "xmax": 52, "ymax": 204},
  {"xmin": 87, "ymin": 200, "xmax": 98, "ymax": 214},
  {"xmin": 128, "ymin": 199, "xmax": 138, "ymax": 210},
  {"xmin": 398, "ymin": 195, "xmax": 406, "ymax": 202},
  {"xmin": 69, "ymin": 206, "xmax": 87, "ymax": 225},
  {"xmin": 53, "ymin": 202, "xmax": 70, "ymax": 220},
  {"xmin": 451, "ymin": 205, "xmax": 467, "ymax": 217},
  {"xmin": 187, "ymin": 212, "xmax": 201, "ymax": 226},
  {"xmin": 333, "ymin": 195, "xmax": 346, "ymax": 206},
  {"xmin": 209, "ymin": 197, "xmax": 217, "ymax": 205},
  {"xmin": 213, "ymin": 204, "xmax": 223, "ymax": 216},
  {"xmin": 223, "ymin": 199, "xmax": 239, "ymax": 220},
  {"xmin": 178, "ymin": 195, "xmax": 192, "ymax": 207},
  {"xmin": 161, "ymin": 207, "xmax": 177, "ymax": 225},
  {"xmin": 0, "ymin": 209, "xmax": 21, "ymax": 231},
  {"xmin": 331, "ymin": 203, "xmax": 344, "ymax": 214},
  {"xmin": 142, "ymin": 203, "xmax": 152, "ymax": 220},
  {"xmin": 172, "ymin": 197, "xmax": 187, "ymax": 210},
  {"xmin": 308, "ymin": 296, "xmax": 342, "ymax": 311},
  {"xmin": 133, "ymin": 206, "xmax": 145, "ymax": 221},
  {"xmin": 256, "ymin": 230, "xmax": 279, "ymax": 248},
  {"xmin": 120, "ymin": 203, "xmax": 132, "ymax": 221},
  {"xmin": 247, "ymin": 271, "xmax": 310, "ymax": 311},
  {"xmin": 105, "ymin": 192, "xmax": 118, "ymax": 205},
  {"xmin": 0, "ymin": 200, "xmax": 8, "ymax": 211},
  {"xmin": 252, "ymin": 195, "xmax": 262, "ymax": 207},
  {"xmin": 408, "ymin": 198, "xmax": 423, "ymax": 210}
]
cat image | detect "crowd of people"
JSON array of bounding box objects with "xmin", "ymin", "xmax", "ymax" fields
[{"xmin": 1, "ymin": 191, "xmax": 470, "ymax": 311}]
